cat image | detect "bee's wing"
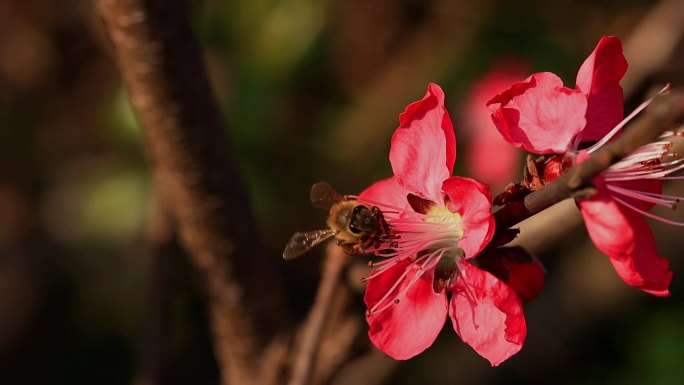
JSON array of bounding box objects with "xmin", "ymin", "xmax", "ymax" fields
[
  {"xmin": 310, "ymin": 182, "xmax": 343, "ymax": 211},
  {"xmin": 283, "ymin": 229, "xmax": 336, "ymax": 260}
]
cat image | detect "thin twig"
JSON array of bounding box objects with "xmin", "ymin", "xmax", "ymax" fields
[
  {"xmin": 495, "ymin": 91, "xmax": 684, "ymax": 231},
  {"xmin": 289, "ymin": 244, "xmax": 350, "ymax": 385},
  {"xmin": 96, "ymin": 1, "xmax": 288, "ymax": 384}
]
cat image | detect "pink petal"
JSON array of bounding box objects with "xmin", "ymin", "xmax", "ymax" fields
[
  {"xmin": 391, "ymin": 83, "xmax": 456, "ymax": 201},
  {"xmin": 442, "ymin": 177, "xmax": 495, "ymax": 259},
  {"xmin": 449, "ymin": 262, "xmax": 526, "ymax": 366},
  {"xmin": 578, "ymin": 182, "xmax": 672, "ymax": 296},
  {"xmin": 575, "ymin": 36, "xmax": 627, "ymax": 142},
  {"xmin": 365, "ymin": 259, "xmax": 448, "ymax": 360},
  {"xmin": 487, "ymin": 72, "xmax": 588, "ymax": 154},
  {"xmin": 359, "ymin": 176, "xmax": 411, "ymax": 211}
]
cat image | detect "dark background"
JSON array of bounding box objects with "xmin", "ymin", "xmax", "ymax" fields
[{"xmin": 1, "ymin": 0, "xmax": 683, "ymax": 384}]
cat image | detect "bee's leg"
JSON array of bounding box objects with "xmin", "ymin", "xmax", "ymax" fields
[
  {"xmin": 337, "ymin": 240, "xmax": 362, "ymax": 255},
  {"xmin": 372, "ymin": 236, "xmax": 384, "ymax": 250},
  {"xmin": 357, "ymin": 235, "xmax": 374, "ymax": 252},
  {"xmin": 371, "ymin": 206, "xmax": 384, "ymax": 222},
  {"xmin": 372, "ymin": 206, "xmax": 391, "ymax": 235},
  {"xmin": 361, "ymin": 233, "xmax": 380, "ymax": 250}
]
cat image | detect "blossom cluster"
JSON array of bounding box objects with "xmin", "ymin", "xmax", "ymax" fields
[{"xmin": 350, "ymin": 36, "xmax": 681, "ymax": 365}]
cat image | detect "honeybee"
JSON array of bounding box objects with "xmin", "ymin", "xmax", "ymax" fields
[{"xmin": 283, "ymin": 182, "xmax": 391, "ymax": 260}]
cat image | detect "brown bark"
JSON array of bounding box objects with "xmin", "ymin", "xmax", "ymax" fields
[{"xmin": 96, "ymin": 1, "xmax": 287, "ymax": 384}]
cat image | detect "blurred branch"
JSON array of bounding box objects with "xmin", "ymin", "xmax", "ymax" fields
[
  {"xmin": 289, "ymin": 244, "xmax": 350, "ymax": 385},
  {"xmin": 330, "ymin": 350, "xmax": 400, "ymax": 385},
  {"xmin": 133, "ymin": 201, "xmax": 174, "ymax": 385},
  {"xmin": 508, "ymin": 199, "xmax": 582, "ymax": 253},
  {"xmin": 622, "ymin": 0, "xmax": 684, "ymax": 95},
  {"xmin": 495, "ymin": 91, "xmax": 684, "ymax": 231},
  {"xmin": 95, "ymin": 1, "xmax": 287, "ymax": 384},
  {"xmin": 311, "ymin": 308, "xmax": 363, "ymax": 385}
]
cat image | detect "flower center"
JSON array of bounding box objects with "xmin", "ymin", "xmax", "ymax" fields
[
  {"xmin": 358, "ymin": 196, "xmax": 466, "ymax": 314},
  {"xmin": 425, "ymin": 205, "xmax": 464, "ymax": 235}
]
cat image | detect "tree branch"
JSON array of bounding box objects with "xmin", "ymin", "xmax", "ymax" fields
[
  {"xmin": 96, "ymin": 1, "xmax": 287, "ymax": 384},
  {"xmin": 495, "ymin": 91, "xmax": 684, "ymax": 231},
  {"xmin": 289, "ymin": 244, "xmax": 350, "ymax": 385}
]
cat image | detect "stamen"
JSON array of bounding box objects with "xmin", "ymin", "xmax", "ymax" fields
[
  {"xmin": 365, "ymin": 255, "xmax": 414, "ymax": 279},
  {"xmin": 613, "ymin": 195, "xmax": 684, "ymax": 226},
  {"xmin": 369, "ymin": 248, "xmax": 457, "ymax": 315},
  {"xmin": 629, "ymin": 189, "xmax": 681, "ymax": 204},
  {"xmin": 611, "ymin": 143, "xmax": 671, "ymax": 166},
  {"xmin": 605, "ymin": 157, "xmax": 684, "ymax": 181},
  {"xmin": 370, "ymin": 256, "xmax": 432, "ymax": 314},
  {"xmin": 368, "ymin": 266, "xmax": 414, "ymax": 314},
  {"xmin": 369, "ymin": 258, "xmax": 399, "ymax": 268},
  {"xmin": 606, "ymin": 185, "xmax": 680, "ymax": 209}
]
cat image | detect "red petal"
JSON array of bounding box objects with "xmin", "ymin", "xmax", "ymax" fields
[
  {"xmin": 578, "ymin": 183, "xmax": 672, "ymax": 296},
  {"xmin": 391, "ymin": 83, "xmax": 456, "ymax": 201},
  {"xmin": 487, "ymin": 72, "xmax": 587, "ymax": 154},
  {"xmin": 359, "ymin": 176, "xmax": 411, "ymax": 211},
  {"xmin": 575, "ymin": 36, "xmax": 627, "ymax": 142},
  {"xmin": 502, "ymin": 259, "xmax": 545, "ymax": 303},
  {"xmin": 365, "ymin": 259, "xmax": 448, "ymax": 359},
  {"xmin": 442, "ymin": 177, "xmax": 495, "ymax": 259},
  {"xmin": 449, "ymin": 262, "xmax": 526, "ymax": 366},
  {"xmin": 475, "ymin": 246, "xmax": 546, "ymax": 303}
]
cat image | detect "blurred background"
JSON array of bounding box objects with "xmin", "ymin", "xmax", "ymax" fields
[{"xmin": 1, "ymin": 0, "xmax": 684, "ymax": 384}]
